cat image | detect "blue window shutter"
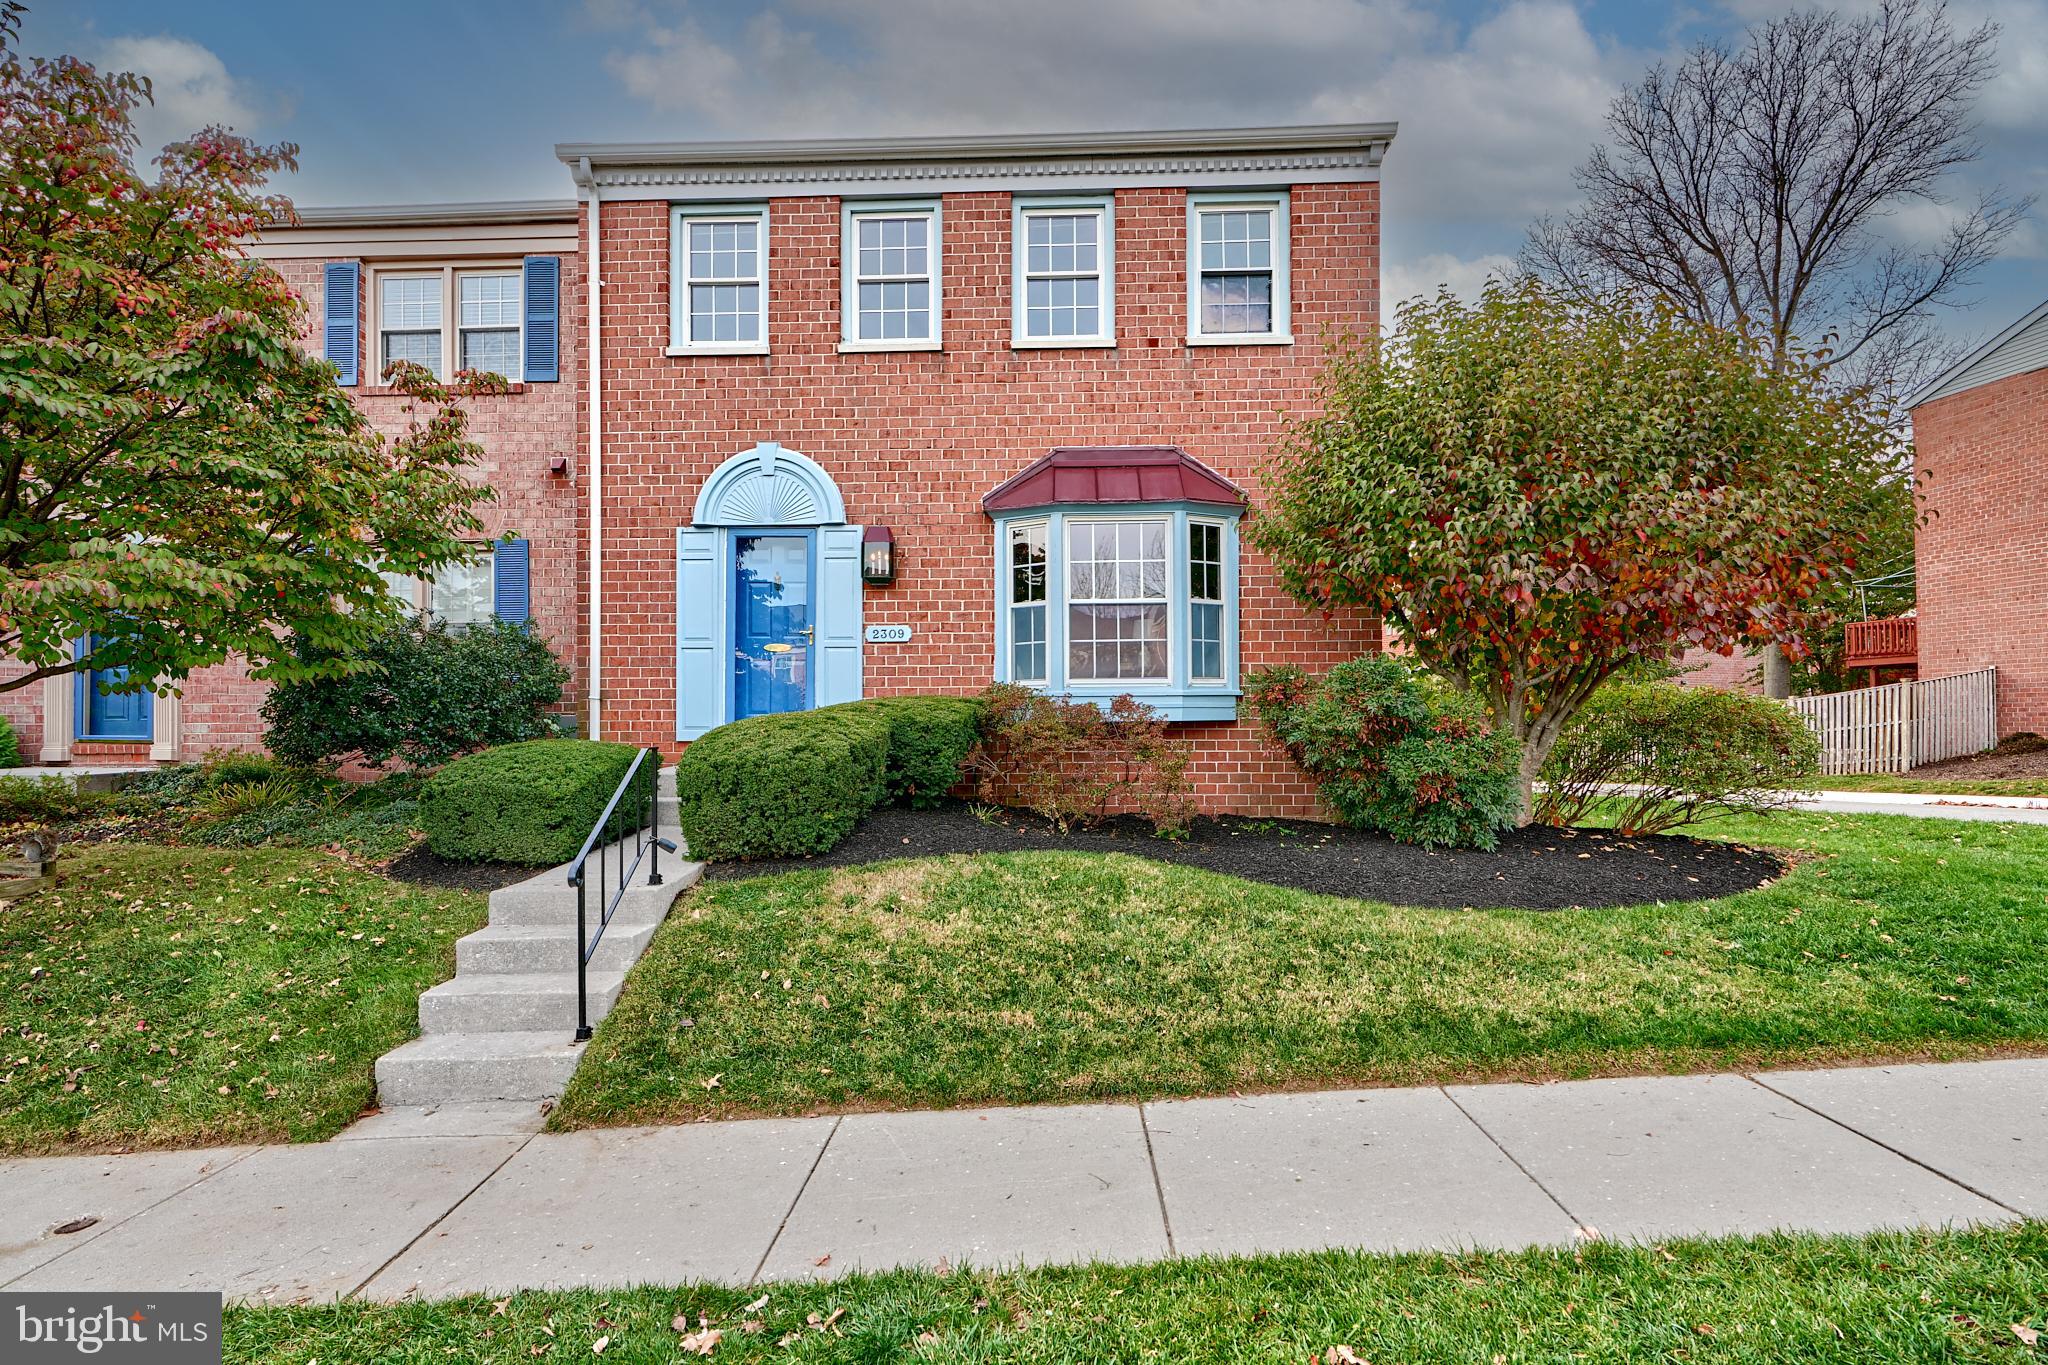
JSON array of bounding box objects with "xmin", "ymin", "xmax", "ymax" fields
[
  {"xmin": 323, "ymin": 261, "xmax": 360, "ymax": 386},
  {"xmin": 491, "ymin": 538, "xmax": 531, "ymax": 624},
  {"xmin": 677, "ymin": 528, "xmax": 725, "ymax": 739},
  {"xmin": 815, "ymin": 525, "xmax": 864, "ymax": 708},
  {"xmin": 522, "ymin": 256, "xmax": 560, "ymax": 383}
]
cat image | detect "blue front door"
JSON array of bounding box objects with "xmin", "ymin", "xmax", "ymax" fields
[
  {"xmin": 733, "ymin": 534, "xmax": 813, "ymax": 719},
  {"xmin": 79, "ymin": 634, "xmax": 152, "ymax": 740}
]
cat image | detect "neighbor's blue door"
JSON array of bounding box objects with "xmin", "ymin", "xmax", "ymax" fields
[
  {"xmin": 79, "ymin": 633, "xmax": 152, "ymax": 740},
  {"xmin": 732, "ymin": 534, "xmax": 813, "ymax": 719}
]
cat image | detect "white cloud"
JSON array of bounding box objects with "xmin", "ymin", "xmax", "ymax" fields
[
  {"xmin": 99, "ymin": 34, "xmax": 262, "ymax": 159},
  {"xmin": 1382, "ymin": 251, "xmax": 1519, "ymax": 309}
]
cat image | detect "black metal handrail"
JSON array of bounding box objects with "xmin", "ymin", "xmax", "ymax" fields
[{"xmin": 565, "ymin": 746, "xmax": 675, "ymax": 1041}]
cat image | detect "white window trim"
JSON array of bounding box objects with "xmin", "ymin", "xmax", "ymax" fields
[
  {"xmin": 839, "ymin": 199, "xmax": 942, "ymax": 352},
  {"xmin": 1186, "ymin": 190, "xmax": 1292, "ymax": 345},
  {"xmin": 367, "ymin": 262, "xmax": 526, "ymax": 384},
  {"xmin": 668, "ymin": 203, "xmax": 770, "ymax": 356},
  {"xmin": 1011, "ymin": 195, "xmax": 1115, "ymax": 349},
  {"xmin": 1189, "ymin": 516, "xmax": 1229, "ymax": 682}
]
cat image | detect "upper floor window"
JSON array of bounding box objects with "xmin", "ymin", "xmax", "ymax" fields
[
  {"xmin": 375, "ymin": 267, "xmax": 525, "ymax": 381},
  {"xmin": 671, "ymin": 206, "xmax": 768, "ymax": 354},
  {"xmin": 1187, "ymin": 191, "xmax": 1291, "ymax": 344},
  {"xmin": 842, "ymin": 202, "xmax": 940, "ymax": 350},
  {"xmin": 1012, "ymin": 197, "xmax": 1114, "ymax": 348},
  {"xmin": 382, "ymin": 538, "xmax": 529, "ymax": 627}
]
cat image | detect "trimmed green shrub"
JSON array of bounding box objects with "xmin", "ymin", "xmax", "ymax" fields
[
  {"xmin": 420, "ymin": 740, "xmax": 658, "ymax": 865},
  {"xmin": 1246, "ymin": 657, "xmax": 1521, "ymax": 849},
  {"xmin": 0, "ymin": 775, "xmax": 104, "ymax": 825},
  {"xmin": 1537, "ymin": 682, "xmax": 1820, "ymax": 834},
  {"xmin": 673, "ymin": 707, "xmax": 890, "ymax": 861},
  {"xmin": 849, "ymin": 695, "xmax": 985, "ymax": 808},
  {"xmin": 263, "ymin": 618, "xmax": 570, "ymax": 770},
  {"xmin": 0, "ymin": 715, "xmax": 19, "ymax": 769}
]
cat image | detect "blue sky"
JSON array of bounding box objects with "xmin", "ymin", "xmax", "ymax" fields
[{"xmin": 25, "ymin": 0, "xmax": 2048, "ymax": 353}]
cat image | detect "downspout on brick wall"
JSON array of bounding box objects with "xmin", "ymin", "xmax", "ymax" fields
[{"xmin": 575, "ymin": 156, "xmax": 602, "ymax": 739}]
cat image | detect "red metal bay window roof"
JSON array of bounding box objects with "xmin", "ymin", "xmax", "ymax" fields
[{"xmin": 981, "ymin": 446, "xmax": 1246, "ymax": 514}]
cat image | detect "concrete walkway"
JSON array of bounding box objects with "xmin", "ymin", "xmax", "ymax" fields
[
  {"xmin": 1790, "ymin": 788, "xmax": 2048, "ymax": 824},
  {"xmin": 3, "ymin": 1057, "xmax": 2041, "ymax": 1303}
]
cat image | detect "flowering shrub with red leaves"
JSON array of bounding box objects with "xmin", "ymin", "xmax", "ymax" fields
[
  {"xmin": 1251, "ymin": 280, "xmax": 1897, "ymax": 821},
  {"xmin": 0, "ymin": 4, "xmax": 494, "ymax": 700},
  {"xmin": 968, "ymin": 684, "xmax": 1195, "ymax": 836},
  {"xmin": 1247, "ymin": 657, "xmax": 1520, "ymax": 849}
]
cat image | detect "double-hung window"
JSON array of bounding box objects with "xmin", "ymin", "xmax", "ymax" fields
[
  {"xmin": 1013, "ymin": 197, "xmax": 1114, "ymax": 347},
  {"xmin": 993, "ymin": 503, "xmax": 1240, "ymax": 721},
  {"xmin": 375, "ymin": 267, "xmax": 525, "ymax": 381},
  {"xmin": 1187, "ymin": 191, "xmax": 1290, "ymax": 344},
  {"xmin": 671, "ymin": 207, "xmax": 768, "ymax": 353},
  {"xmin": 382, "ymin": 539, "xmax": 528, "ymax": 627},
  {"xmin": 842, "ymin": 202, "xmax": 939, "ymax": 349}
]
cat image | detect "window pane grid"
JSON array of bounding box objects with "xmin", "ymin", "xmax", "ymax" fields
[
  {"xmin": 1190, "ymin": 521, "xmax": 1225, "ymax": 682},
  {"xmin": 1022, "ymin": 209, "xmax": 1106, "ymax": 339},
  {"xmin": 1067, "ymin": 519, "xmax": 1168, "ymax": 682},
  {"xmin": 850, "ymin": 212, "xmax": 934, "ymax": 343},
  {"xmin": 428, "ymin": 551, "xmax": 493, "ymax": 628},
  {"xmin": 1196, "ymin": 206, "xmax": 1278, "ymax": 335},
  {"xmin": 1009, "ymin": 522, "xmax": 1048, "ymax": 684},
  {"xmin": 681, "ymin": 216, "xmax": 765, "ymax": 345}
]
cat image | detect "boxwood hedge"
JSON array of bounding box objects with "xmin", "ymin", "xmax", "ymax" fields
[
  {"xmin": 673, "ymin": 695, "xmax": 983, "ymax": 861},
  {"xmin": 420, "ymin": 739, "xmax": 658, "ymax": 865}
]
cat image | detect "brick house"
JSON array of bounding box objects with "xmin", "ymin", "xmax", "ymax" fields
[
  {"xmin": 1901, "ymin": 297, "xmax": 2048, "ymax": 737},
  {"xmin": 7, "ymin": 124, "xmax": 1397, "ymax": 818}
]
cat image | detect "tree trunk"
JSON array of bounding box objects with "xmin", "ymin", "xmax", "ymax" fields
[
  {"xmin": 1514, "ymin": 737, "xmax": 1546, "ymax": 826},
  {"xmin": 1761, "ymin": 645, "xmax": 1792, "ymax": 700}
]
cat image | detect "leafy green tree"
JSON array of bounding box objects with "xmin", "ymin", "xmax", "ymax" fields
[
  {"xmin": 1252, "ymin": 281, "xmax": 1893, "ymax": 821},
  {"xmin": 0, "ymin": 4, "xmax": 494, "ymax": 700}
]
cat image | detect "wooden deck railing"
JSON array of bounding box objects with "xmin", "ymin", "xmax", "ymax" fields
[{"xmin": 1844, "ymin": 616, "xmax": 1917, "ymax": 668}]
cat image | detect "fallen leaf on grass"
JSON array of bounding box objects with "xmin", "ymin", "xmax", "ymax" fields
[
  {"xmin": 743, "ymin": 1294, "xmax": 769, "ymax": 1313},
  {"xmin": 808, "ymin": 1307, "xmax": 846, "ymax": 1333},
  {"xmin": 677, "ymin": 1328, "xmax": 722, "ymax": 1355},
  {"xmin": 490, "ymin": 1299, "xmax": 511, "ymax": 1317},
  {"xmin": 2014, "ymin": 1323, "xmax": 2041, "ymax": 1347},
  {"xmin": 1323, "ymin": 1348, "xmax": 1367, "ymax": 1364},
  {"xmin": 590, "ymin": 1335, "xmax": 608, "ymax": 1355},
  {"xmin": 701, "ymin": 1074, "xmax": 722, "ymax": 1091}
]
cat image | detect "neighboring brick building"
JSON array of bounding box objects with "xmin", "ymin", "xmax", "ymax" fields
[
  {"xmin": 1908, "ymin": 297, "xmax": 2048, "ymax": 737},
  {"xmin": 0, "ymin": 201, "xmax": 586, "ymax": 767},
  {"xmin": 9, "ymin": 125, "xmax": 1398, "ymax": 818}
]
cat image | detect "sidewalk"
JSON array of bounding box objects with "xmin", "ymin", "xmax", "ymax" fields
[
  {"xmin": 2, "ymin": 1057, "xmax": 2041, "ymax": 1304},
  {"xmin": 1792, "ymin": 789, "xmax": 2048, "ymax": 824}
]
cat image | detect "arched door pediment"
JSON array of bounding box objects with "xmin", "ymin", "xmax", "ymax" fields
[{"xmin": 691, "ymin": 442, "xmax": 847, "ymax": 527}]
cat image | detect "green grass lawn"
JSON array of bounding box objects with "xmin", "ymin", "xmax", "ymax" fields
[
  {"xmin": 0, "ymin": 844, "xmax": 485, "ymax": 1153},
  {"xmin": 554, "ymin": 810, "xmax": 2048, "ymax": 1128},
  {"xmin": 1794, "ymin": 774, "xmax": 2048, "ymax": 798},
  {"xmin": 225, "ymin": 1224, "xmax": 2048, "ymax": 1363}
]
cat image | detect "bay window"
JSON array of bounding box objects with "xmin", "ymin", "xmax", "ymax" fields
[{"xmin": 993, "ymin": 506, "xmax": 1239, "ymax": 720}]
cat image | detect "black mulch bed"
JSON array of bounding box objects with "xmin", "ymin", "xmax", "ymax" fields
[
  {"xmin": 383, "ymin": 845, "xmax": 546, "ymax": 894},
  {"xmin": 703, "ymin": 801, "xmax": 1785, "ymax": 910}
]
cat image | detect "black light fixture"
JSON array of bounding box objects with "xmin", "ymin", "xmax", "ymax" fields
[{"xmin": 862, "ymin": 525, "xmax": 895, "ymax": 584}]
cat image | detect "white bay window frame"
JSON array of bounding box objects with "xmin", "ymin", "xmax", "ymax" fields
[
  {"xmin": 840, "ymin": 199, "xmax": 942, "ymax": 352},
  {"xmin": 368, "ymin": 263, "xmax": 525, "ymax": 383},
  {"xmin": 992, "ymin": 503, "xmax": 1240, "ymax": 721},
  {"xmin": 669, "ymin": 204, "xmax": 770, "ymax": 355},
  {"xmin": 1186, "ymin": 190, "xmax": 1291, "ymax": 345},
  {"xmin": 1011, "ymin": 195, "xmax": 1115, "ymax": 348}
]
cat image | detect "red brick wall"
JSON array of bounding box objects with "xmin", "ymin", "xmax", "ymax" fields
[
  {"xmin": 1912, "ymin": 366, "xmax": 2048, "ymax": 737},
  {"xmin": 590, "ymin": 184, "xmax": 1384, "ymax": 816},
  {"xmin": 4, "ymin": 244, "xmax": 586, "ymax": 766}
]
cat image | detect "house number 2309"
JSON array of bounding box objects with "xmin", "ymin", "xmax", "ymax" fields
[{"xmin": 864, "ymin": 624, "xmax": 913, "ymax": 643}]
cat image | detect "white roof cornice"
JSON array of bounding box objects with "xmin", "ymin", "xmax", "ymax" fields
[{"xmin": 554, "ymin": 124, "xmax": 1396, "ymax": 200}]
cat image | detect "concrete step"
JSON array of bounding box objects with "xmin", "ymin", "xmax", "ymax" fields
[
  {"xmin": 374, "ymin": 1031, "xmax": 585, "ymax": 1105},
  {"xmin": 487, "ymin": 877, "xmax": 686, "ymax": 928},
  {"xmin": 456, "ymin": 919, "xmax": 660, "ymax": 975},
  {"xmin": 419, "ymin": 970, "xmax": 627, "ymax": 1035}
]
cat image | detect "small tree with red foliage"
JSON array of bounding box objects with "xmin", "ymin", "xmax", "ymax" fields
[
  {"xmin": 0, "ymin": 4, "xmax": 495, "ymax": 701},
  {"xmin": 1252, "ymin": 281, "xmax": 1892, "ymax": 822}
]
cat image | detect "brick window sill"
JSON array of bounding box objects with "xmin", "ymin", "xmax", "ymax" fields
[{"xmin": 356, "ymin": 382, "xmax": 532, "ymax": 397}]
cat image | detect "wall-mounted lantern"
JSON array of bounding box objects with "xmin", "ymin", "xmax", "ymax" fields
[{"xmin": 861, "ymin": 525, "xmax": 896, "ymax": 584}]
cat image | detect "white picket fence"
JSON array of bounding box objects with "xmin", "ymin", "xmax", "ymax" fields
[{"xmin": 1789, "ymin": 667, "xmax": 1998, "ymax": 776}]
